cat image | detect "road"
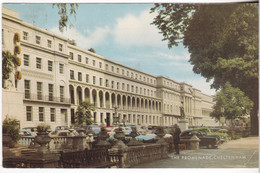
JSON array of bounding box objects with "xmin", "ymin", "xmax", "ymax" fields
[{"xmin": 132, "ymin": 136, "xmax": 259, "ymax": 168}]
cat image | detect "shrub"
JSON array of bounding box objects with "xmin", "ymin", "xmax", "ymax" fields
[
  {"xmin": 36, "ymin": 124, "xmax": 50, "ymax": 133},
  {"xmin": 194, "ymin": 127, "xmax": 211, "ymax": 132},
  {"xmin": 2, "ymin": 116, "xmax": 20, "ymax": 147},
  {"xmin": 208, "ymin": 132, "xmax": 228, "ymax": 138}
]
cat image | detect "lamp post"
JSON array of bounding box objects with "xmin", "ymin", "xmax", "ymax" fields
[
  {"xmin": 113, "ymin": 106, "xmax": 119, "ymax": 126},
  {"xmin": 112, "ymin": 106, "xmax": 127, "ymax": 149}
]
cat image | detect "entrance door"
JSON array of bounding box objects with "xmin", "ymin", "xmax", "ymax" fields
[
  {"xmin": 106, "ymin": 113, "xmax": 110, "ymax": 126},
  {"xmin": 71, "ymin": 109, "xmax": 75, "ymax": 124},
  {"xmin": 61, "ymin": 109, "xmax": 68, "ymax": 126}
]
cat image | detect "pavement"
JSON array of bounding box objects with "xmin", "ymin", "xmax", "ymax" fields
[{"xmin": 132, "ymin": 136, "xmax": 259, "ymax": 168}]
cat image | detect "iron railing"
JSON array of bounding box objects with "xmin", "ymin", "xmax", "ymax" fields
[{"xmin": 24, "ymin": 94, "xmax": 70, "ymax": 104}]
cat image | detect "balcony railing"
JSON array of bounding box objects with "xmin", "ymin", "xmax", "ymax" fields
[{"xmin": 24, "ymin": 93, "xmax": 70, "ymax": 104}]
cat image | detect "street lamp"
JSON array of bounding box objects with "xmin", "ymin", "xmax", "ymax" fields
[{"xmin": 113, "ymin": 106, "xmax": 119, "ymax": 126}]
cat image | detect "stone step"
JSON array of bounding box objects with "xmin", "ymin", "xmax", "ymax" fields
[{"xmin": 21, "ymin": 149, "xmax": 37, "ymax": 156}]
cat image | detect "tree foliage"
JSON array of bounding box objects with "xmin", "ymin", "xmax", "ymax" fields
[
  {"xmin": 75, "ymin": 101, "xmax": 95, "ymax": 125},
  {"xmin": 151, "ymin": 3, "xmax": 258, "ymax": 134},
  {"xmin": 210, "ymin": 82, "xmax": 253, "ymax": 122},
  {"xmin": 2, "ymin": 116, "xmax": 20, "ymax": 147},
  {"xmin": 52, "ymin": 3, "xmax": 78, "ymax": 32}
]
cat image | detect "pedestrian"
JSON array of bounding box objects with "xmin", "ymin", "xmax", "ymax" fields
[{"xmin": 173, "ymin": 124, "xmax": 181, "ymax": 154}]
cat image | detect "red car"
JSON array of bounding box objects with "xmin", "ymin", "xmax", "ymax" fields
[{"xmin": 104, "ymin": 126, "xmax": 113, "ymax": 133}]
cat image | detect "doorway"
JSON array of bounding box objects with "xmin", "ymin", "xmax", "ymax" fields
[{"xmin": 106, "ymin": 113, "xmax": 110, "ymax": 126}]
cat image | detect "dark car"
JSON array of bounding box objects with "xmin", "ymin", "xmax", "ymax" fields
[
  {"xmin": 196, "ymin": 128, "xmax": 223, "ymax": 144},
  {"xmin": 180, "ymin": 129, "xmax": 220, "ymax": 149}
]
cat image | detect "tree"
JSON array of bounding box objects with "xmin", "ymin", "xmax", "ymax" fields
[
  {"xmin": 75, "ymin": 101, "xmax": 95, "ymax": 125},
  {"xmin": 2, "ymin": 116, "xmax": 20, "ymax": 147},
  {"xmin": 210, "ymin": 82, "xmax": 253, "ymax": 126},
  {"xmin": 52, "ymin": 3, "xmax": 78, "ymax": 32},
  {"xmin": 150, "ymin": 3, "xmax": 258, "ymax": 135}
]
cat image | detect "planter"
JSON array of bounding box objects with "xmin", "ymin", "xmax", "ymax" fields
[
  {"xmin": 156, "ymin": 127, "xmax": 166, "ymax": 144},
  {"xmin": 2, "ymin": 134, "xmax": 12, "ymax": 147},
  {"xmin": 34, "ymin": 132, "xmax": 51, "ymax": 153},
  {"xmin": 96, "ymin": 127, "xmax": 110, "ymax": 148},
  {"xmin": 113, "ymin": 127, "xmax": 127, "ymax": 149},
  {"xmin": 128, "ymin": 127, "xmax": 142, "ymax": 146}
]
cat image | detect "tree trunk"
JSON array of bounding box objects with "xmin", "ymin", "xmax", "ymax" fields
[{"xmin": 250, "ymin": 102, "xmax": 258, "ymax": 135}]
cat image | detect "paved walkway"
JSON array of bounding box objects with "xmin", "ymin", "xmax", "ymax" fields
[{"xmin": 133, "ymin": 136, "xmax": 259, "ymax": 168}]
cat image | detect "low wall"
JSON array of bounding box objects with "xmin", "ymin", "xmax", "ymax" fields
[
  {"xmin": 18, "ymin": 136, "xmax": 89, "ymax": 151},
  {"xmin": 109, "ymin": 143, "xmax": 169, "ymax": 168},
  {"xmin": 3, "ymin": 143, "xmax": 169, "ymax": 168}
]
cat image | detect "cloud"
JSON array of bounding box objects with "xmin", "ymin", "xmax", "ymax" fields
[
  {"xmin": 50, "ymin": 26, "xmax": 110, "ymax": 50},
  {"xmin": 185, "ymin": 78, "xmax": 216, "ymax": 96},
  {"xmin": 159, "ymin": 62, "xmax": 193, "ymax": 71},
  {"xmin": 113, "ymin": 9, "xmax": 163, "ymax": 47},
  {"xmin": 156, "ymin": 52, "xmax": 190, "ymax": 61}
]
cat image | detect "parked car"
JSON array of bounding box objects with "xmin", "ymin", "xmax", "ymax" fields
[
  {"xmin": 123, "ymin": 127, "xmax": 132, "ymax": 136},
  {"xmin": 136, "ymin": 126, "xmax": 148, "ymax": 135},
  {"xmin": 104, "ymin": 126, "xmax": 114, "ymax": 133},
  {"xmin": 49, "ymin": 130, "xmax": 71, "ymax": 137},
  {"xmin": 19, "ymin": 129, "xmax": 35, "ymax": 137},
  {"xmin": 147, "ymin": 125, "xmax": 157, "ymax": 132},
  {"xmin": 74, "ymin": 127, "xmax": 87, "ymax": 135},
  {"xmin": 22, "ymin": 127, "xmax": 38, "ymax": 136},
  {"xmin": 55, "ymin": 126, "xmax": 69, "ymax": 131},
  {"xmin": 180, "ymin": 129, "xmax": 220, "ymax": 149},
  {"xmin": 195, "ymin": 129, "xmax": 223, "ymax": 144},
  {"xmin": 85, "ymin": 125, "xmax": 101, "ymax": 138},
  {"xmin": 18, "ymin": 129, "xmax": 35, "ymax": 146},
  {"xmin": 108, "ymin": 127, "xmax": 125, "ymax": 136}
]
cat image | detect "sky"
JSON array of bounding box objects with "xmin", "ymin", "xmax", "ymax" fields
[{"xmin": 4, "ymin": 3, "xmax": 217, "ymax": 95}]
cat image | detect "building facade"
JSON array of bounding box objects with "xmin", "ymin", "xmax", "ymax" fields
[{"xmin": 2, "ymin": 7, "xmax": 218, "ymax": 130}]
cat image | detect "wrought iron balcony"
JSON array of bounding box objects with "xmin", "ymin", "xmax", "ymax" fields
[{"xmin": 24, "ymin": 93, "xmax": 70, "ymax": 104}]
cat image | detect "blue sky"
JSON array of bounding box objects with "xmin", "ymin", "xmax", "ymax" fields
[{"xmin": 4, "ymin": 3, "xmax": 216, "ymax": 95}]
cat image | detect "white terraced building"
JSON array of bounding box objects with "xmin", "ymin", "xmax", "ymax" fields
[{"xmin": 2, "ymin": 7, "xmax": 219, "ymax": 130}]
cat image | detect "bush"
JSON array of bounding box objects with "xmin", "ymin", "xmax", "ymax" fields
[
  {"xmin": 194, "ymin": 127, "xmax": 211, "ymax": 132},
  {"xmin": 2, "ymin": 117, "xmax": 20, "ymax": 147},
  {"xmin": 36, "ymin": 124, "xmax": 50, "ymax": 133}
]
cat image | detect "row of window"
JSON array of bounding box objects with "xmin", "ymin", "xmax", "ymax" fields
[
  {"xmin": 69, "ymin": 51, "xmax": 156, "ymax": 85},
  {"xmin": 26, "ymin": 106, "xmax": 67, "ymax": 122},
  {"xmin": 23, "ymin": 54, "xmax": 64, "ymax": 74},
  {"xmin": 164, "ymin": 104, "xmax": 180, "ymax": 113},
  {"xmin": 92, "ymin": 112, "xmax": 162, "ymax": 125},
  {"xmin": 163, "ymin": 80, "xmax": 180, "ymax": 90},
  {"xmin": 163, "ymin": 91, "xmax": 180, "ymax": 101},
  {"xmin": 23, "ymin": 31, "xmax": 64, "ymax": 52},
  {"xmin": 24, "ymin": 80, "xmax": 65, "ymax": 102},
  {"xmin": 70, "ymin": 70, "xmax": 156, "ymax": 97}
]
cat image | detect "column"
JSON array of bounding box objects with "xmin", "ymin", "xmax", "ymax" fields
[
  {"xmin": 109, "ymin": 93, "xmax": 112, "ymax": 109},
  {"xmin": 103, "ymin": 93, "xmax": 106, "ymax": 109},
  {"xmin": 96, "ymin": 91, "xmax": 100, "ymax": 107},
  {"xmin": 115, "ymin": 94, "xmax": 118, "ymax": 108},
  {"xmin": 96, "ymin": 112, "xmax": 100, "ymax": 125}
]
